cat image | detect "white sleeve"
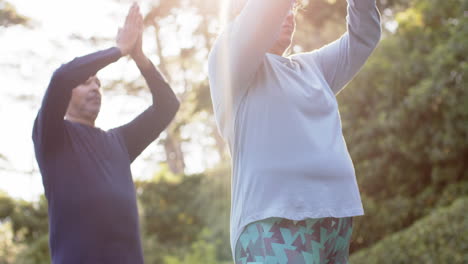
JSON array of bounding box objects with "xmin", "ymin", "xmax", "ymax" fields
[
  {"xmin": 296, "ymin": 0, "xmax": 381, "ymax": 94},
  {"xmin": 208, "ymin": 0, "xmax": 295, "ymax": 138}
]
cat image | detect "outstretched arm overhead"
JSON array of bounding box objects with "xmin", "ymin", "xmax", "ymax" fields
[
  {"xmin": 226, "ymin": 0, "xmax": 296, "ymax": 87},
  {"xmin": 114, "ymin": 7, "xmax": 180, "ymax": 163},
  {"xmin": 33, "ymin": 3, "xmax": 141, "ymax": 152},
  {"xmin": 209, "ymin": 0, "xmax": 296, "ymax": 136},
  {"xmin": 301, "ymin": 0, "xmax": 381, "ymax": 94}
]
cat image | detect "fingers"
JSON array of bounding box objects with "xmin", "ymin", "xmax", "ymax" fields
[
  {"xmin": 117, "ymin": 2, "xmax": 143, "ymax": 55},
  {"xmin": 136, "ymin": 12, "xmax": 144, "ymax": 34},
  {"xmin": 130, "ymin": 5, "xmax": 138, "ymax": 29},
  {"xmin": 123, "ymin": 3, "xmax": 136, "ymax": 30},
  {"xmin": 123, "ymin": 3, "xmax": 144, "ymax": 38},
  {"xmin": 134, "ymin": 6, "xmax": 143, "ymax": 32},
  {"xmin": 124, "ymin": 4, "xmax": 134, "ymax": 26},
  {"xmin": 126, "ymin": 3, "xmax": 140, "ymax": 29}
]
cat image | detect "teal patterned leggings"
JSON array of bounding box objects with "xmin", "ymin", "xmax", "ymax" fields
[{"xmin": 235, "ymin": 217, "xmax": 353, "ymax": 264}]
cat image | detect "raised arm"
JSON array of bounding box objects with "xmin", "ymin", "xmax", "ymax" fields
[
  {"xmin": 32, "ymin": 3, "xmax": 142, "ymax": 151},
  {"xmin": 208, "ymin": 0, "xmax": 295, "ymax": 137},
  {"xmin": 114, "ymin": 18, "xmax": 180, "ymax": 163},
  {"xmin": 227, "ymin": 0, "xmax": 296, "ymax": 87},
  {"xmin": 32, "ymin": 48, "xmax": 122, "ymax": 151},
  {"xmin": 298, "ymin": 0, "xmax": 381, "ymax": 94}
]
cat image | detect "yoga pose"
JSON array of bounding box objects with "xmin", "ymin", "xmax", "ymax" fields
[
  {"xmin": 208, "ymin": 0, "xmax": 381, "ymax": 262},
  {"xmin": 32, "ymin": 4, "xmax": 179, "ymax": 263}
]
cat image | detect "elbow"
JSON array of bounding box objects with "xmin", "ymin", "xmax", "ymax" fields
[
  {"xmin": 170, "ymin": 96, "xmax": 181, "ymax": 117},
  {"xmin": 358, "ymin": 10, "xmax": 382, "ymax": 50},
  {"xmin": 365, "ymin": 17, "xmax": 382, "ymax": 49},
  {"xmin": 367, "ymin": 29, "xmax": 381, "ymax": 51},
  {"xmin": 155, "ymin": 93, "xmax": 180, "ymax": 119},
  {"xmin": 32, "ymin": 117, "xmax": 40, "ymax": 144},
  {"xmin": 372, "ymin": 11, "xmax": 383, "ymax": 48},
  {"xmin": 373, "ymin": 23, "xmax": 382, "ymax": 47},
  {"xmin": 51, "ymin": 67, "xmax": 65, "ymax": 83},
  {"xmin": 51, "ymin": 63, "xmax": 72, "ymax": 84},
  {"xmin": 174, "ymin": 97, "xmax": 181, "ymax": 111},
  {"xmin": 362, "ymin": 24, "xmax": 382, "ymax": 51}
]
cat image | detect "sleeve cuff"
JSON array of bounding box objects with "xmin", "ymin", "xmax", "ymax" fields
[{"xmin": 348, "ymin": 0, "xmax": 377, "ymax": 10}]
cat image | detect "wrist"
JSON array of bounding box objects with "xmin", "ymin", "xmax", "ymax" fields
[
  {"xmin": 117, "ymin": 45, "xmax": 130, "ymax": 56},
  {"xmin": 133, "ymin": 54, "xmax": 150, "ymax": 68}
]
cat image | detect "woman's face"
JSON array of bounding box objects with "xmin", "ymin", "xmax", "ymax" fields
[
  {"xmin": 270, "ymin": 9, "xmax": 297, "ymax": 56},
  {"xmin": 230, "ymin": 0, "xmax": 299, "ymax": 56}
]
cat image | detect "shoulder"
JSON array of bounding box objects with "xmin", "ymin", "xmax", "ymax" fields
[
  {"xmin": 208, "ymin": 23, "xmax": 236, "ymax": 67},
  {"xmin": 290, "ymin": 50, "xmax": 320, "ymax": 64},
  {"xmin": 106, "ymin": 127, "xmax": 124, "ymax": 140}
]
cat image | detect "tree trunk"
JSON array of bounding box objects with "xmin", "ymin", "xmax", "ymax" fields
[
  {"xmin": 163, "ymin": 134, "xmax": 185, "ymax": 175},
  {"xmin": 152, "ymin": 21, "xmax": 186, "ymax": 174}
]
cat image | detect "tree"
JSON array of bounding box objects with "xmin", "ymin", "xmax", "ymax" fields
[
  {"xmin": 336, "ymin": 0, "xmax": 468, "ymax": 252},
  {"xmin": 0, "ymin": 193, "xmax": 50, "ymax": 264},
  {"xmin": 0, "ymin": 1, "xmax": 30, "ymax": 168},
  {"xmin": 0, "ymin": 0, "xmax": 29, "ymax": 27},
  {"xmin": 137, "ymin": 168, "xmax": 206, "ymax": 263},
  {"xmin": 350, "ymin": 197, "xmax": 468, "ymax": 264}
]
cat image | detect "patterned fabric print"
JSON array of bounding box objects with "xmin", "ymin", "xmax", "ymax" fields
[{"xmin": 235, "ymin": 217, "xmax": 353, "ymax": 264}]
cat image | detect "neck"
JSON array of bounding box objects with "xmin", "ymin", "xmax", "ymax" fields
[
  {"xmin": 269, "ymin": 46, "xmax": 286, "ymax": 56},
  {"xmin": 269, "ymin": 43, "xmax": 290, "ymax": 57},
  {"xmin": 65, "ymin": 114, "xmax": 95, "ymax": 127}
]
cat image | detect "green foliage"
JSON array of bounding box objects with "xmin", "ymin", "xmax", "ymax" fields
[
  {"xmin": 350, "ymin": 197, "xmax": 468, "ymax": 264},
  {"xmin": 137, "ymin": 164, "xmax": 232, "ymax": 263},
  {"xmin": 0, "ymin": 223, "xmax": 21, "ymax": 264},
  {"xmin": 10, "ymin": 196, "xmax": 48, "ymax": 244},
  {"xmin": 1, "ymin": 0, "xmax": 466, "ymax": 262},
  {"xmin": 163, "ymin": 230, "xmax": 220, "ymax": 264},
  {"xmin": 338, "ymin": 0, "xmax": 468, "ymax": 253},
  {"xmin": 0, "ymin": 195, "xmax": 50, "ymax": 264},
  {"xmin": 196, "ymin": 165, "xmax": 232, "ymax": 261},
  {"xmin": 0, "ymin": 192, "xmax": 14, "ymax": 220},
  {"xmin": 138, "ymin": 173, "xmax": 205, "ymax": 249},
  {"xmin": 0, "ymin": 193, "xmax": 48, "ymax": 245},
  {"xmin": 352, "ymin": 181, "xmax": 468, "ymax": 250},
  {"xmin": 0, "ymin": 0, "xmax": 29, "ymax": 27},
  {"xmin": 13, "ymin": 235, "xmax": 50, "ymax": 264}
]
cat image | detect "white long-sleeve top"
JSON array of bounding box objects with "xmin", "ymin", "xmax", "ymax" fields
[{"xmin": 208, "ymin": 0, "xmax": 381, "ymax": 257}]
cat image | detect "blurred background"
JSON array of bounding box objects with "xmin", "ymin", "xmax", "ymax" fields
[{"xmin": 0, "ymin": 0, "xmax": 467, "ymax": 263}]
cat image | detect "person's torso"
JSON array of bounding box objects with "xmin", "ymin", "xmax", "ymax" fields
[
  {"xmin": 229, "ymin": 53, "xmax": 362, "ymax": 221},
  {"xmin": 35, "ymin": 121, "xmax": 144, "ymax": 264}
]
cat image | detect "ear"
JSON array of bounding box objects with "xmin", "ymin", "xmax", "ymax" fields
[{"xmin": 65, "ymin": 91, "xmax": 75, "ymax": 116}]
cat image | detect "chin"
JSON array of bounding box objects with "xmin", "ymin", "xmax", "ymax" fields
[
  {"xmin": 86, "ymin": 108, "xmax": 100, "ymax": 120},
  {"xmin": 280, "ymin": 44, "xmax": 292, "ymax": 55},
  {"xmin": 278, "ymin": 39, "xmax": 292, "ymax": 52}
]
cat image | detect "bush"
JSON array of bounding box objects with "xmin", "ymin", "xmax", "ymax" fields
[
  {"xmin": 351, "ymin": 181, "xmax": 468, "ymax": 252},
  {"xmin": 350, "ymin": 197, "xmax": 468, "ymax": 264}
]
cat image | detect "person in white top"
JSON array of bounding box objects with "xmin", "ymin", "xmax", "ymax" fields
[{"xmin": 208, "ymin": 0, "xmax": 381, "ymax": 263}]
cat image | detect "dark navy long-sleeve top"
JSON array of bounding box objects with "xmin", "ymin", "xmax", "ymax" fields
[{"xmin": 32, "ymin": 47, "xmax": 179, "ymax": 264}]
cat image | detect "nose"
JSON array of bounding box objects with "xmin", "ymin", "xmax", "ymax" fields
[
  {"xmin": 88, "ymin": 83, "xmax": 101, "ymax": 99},
  {"xmin": 90, "ymin": 80, "xmax": 101, "ymax": 91},
  {"xmin": 284, "ymin": 12, "xmax": 295, "ymax": 27},
  {"xmin": 288, "ymin": 8, "xmax": 296, "ymax": 20},
  {"xmin": 88, "ymin": 84, "xmax": 99, "ymax": 94}
]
